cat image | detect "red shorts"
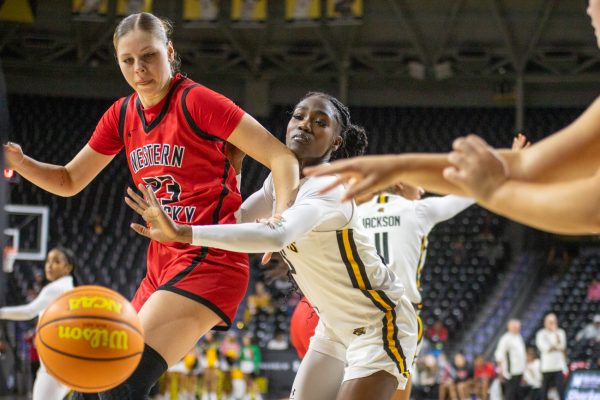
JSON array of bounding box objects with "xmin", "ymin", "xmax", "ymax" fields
[
  {"xmin": 131, "ymin": 240, "xmax": 249, "ymax": 330},
  {"xmin": 290, "ymin": 297, "xmax": 319, "ymax": 359}
]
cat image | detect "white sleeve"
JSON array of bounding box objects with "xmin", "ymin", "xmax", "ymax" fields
[
  {"xmin": 0, "ymin": 282, "xmax": 63, "ymax": 321},
  {"xmin": 238, "ymin": 174, "xmax": 275, "ymax": 223},
  {"xmin": 415, "ymin": 195, "xmax": 475, "ymax": 230},
  {"xmin": 193, "ymin": 176, "xmax": 350, "ymax": 253}
]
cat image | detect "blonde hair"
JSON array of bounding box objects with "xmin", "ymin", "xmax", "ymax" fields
[{"xmin": 113, "ymin": 12, "xmax": 180, "ymax": 73}]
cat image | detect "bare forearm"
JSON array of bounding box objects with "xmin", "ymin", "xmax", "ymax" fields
[
  {"xmin": 480, "ymin": 173, "xmax": 600, "ymax": 235},
  {"xmin": 394, "ymin": 153, "xmax": 468, "ymax": 196},
  {"xmin": 270, "ymin": 153, "xmax": 300, "ymax": 214},
  {"xmin": 15, "ymin": 156, "xmax": 79, "ymax": 197}
]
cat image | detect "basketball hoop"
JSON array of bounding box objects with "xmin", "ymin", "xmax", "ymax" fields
[{"xmin": 3, "ymin": 245, "xmax": 16, "ymax": 273}]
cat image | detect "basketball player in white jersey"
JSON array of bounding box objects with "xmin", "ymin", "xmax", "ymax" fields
[
  {"xmin": 357, "ymin": 186, "xmax": 473, "ymax": 400},
  {"xmin": 0, "ymin": 247, "xmax": 77, "ymax": 400},
  {"xmin": 125, "ymin": 92, "xmax": 418, "ymax": 400}
]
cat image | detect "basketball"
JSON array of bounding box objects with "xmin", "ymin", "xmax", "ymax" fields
[{"xmin": 34, "ymin": 285, "xmax": 144, "ymax": 393}]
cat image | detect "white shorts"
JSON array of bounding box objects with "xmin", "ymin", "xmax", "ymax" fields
[
  {"xmin": 409, "ymin": 313, "xmax": 425, "ymax": 376},
  {"xmin": 308, "ymin": 295, "xmax": 418, "ymax": 389}
]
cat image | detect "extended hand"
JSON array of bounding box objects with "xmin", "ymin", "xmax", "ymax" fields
[
  {"xmin": 444, "ymin": 135, "xmax": 509, "ymax": 202},
  {"xmin": 511, "ymin": 133, "xmax": 531, "ymax": 151},
  {"xmin": 3, "ymin": 142, "xmax": 24, "ymax": 170},
  {"xmin": 303, "ymin": 155, "xmax": 402, "ymax": 201},
  {"xmin": 125, "ymin": 184, "xmax": 183, "ymax": 242}
]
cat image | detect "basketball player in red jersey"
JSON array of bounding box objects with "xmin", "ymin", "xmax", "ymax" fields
[{"xmin": 4, "ymin": 12, "xmax": 298, "ymax": 399}]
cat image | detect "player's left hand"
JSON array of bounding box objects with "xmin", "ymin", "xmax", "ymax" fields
[
  {"xmin": 443, "ymin": 135, "xmax": 509, "ymax": 202},
  {"xmin": 125, "ymin": 184, "xmax": 183, "ymax": 242}
]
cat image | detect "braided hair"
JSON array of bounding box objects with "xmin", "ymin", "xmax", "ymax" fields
[{"xmin": 300, "ymin": 92, "xmax": 368, "ymax": 161}]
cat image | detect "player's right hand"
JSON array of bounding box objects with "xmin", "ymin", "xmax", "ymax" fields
[
  {"xmin": 125, "ymin": 184, "xmax": 183, "ymax": 243},
  {"xmin": 3, "ymin": 142, "xmax": 24, "ymax": 170}
]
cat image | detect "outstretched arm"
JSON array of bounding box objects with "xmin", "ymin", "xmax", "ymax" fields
[
  {"xmin": 304, "ymin": 153, "xmax": 467, "ymax": 201},
  {"xmin": 0, "ymin": 283, "xmax": 65, "ymax": 321},
  {"xmin": 125, "ymin": 183, "xmax": 334, "ymax": 253},
  {"xmin": 417, "ymin": 195, "xmax": 475, "ymax": 226},
  {"xmin": 4, "ymin": 143, "xmax": 114, "ymax": 197},
  {"xmin": 477, "ymin": 172, "xmax": 600, "ymax": 234},
  {"xmin": 445, "ymin": 135, "xmax": 600, "ymax": 234}
]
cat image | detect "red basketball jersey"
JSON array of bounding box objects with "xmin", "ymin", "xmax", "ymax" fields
[{"xmin": 89, "ymin": 74, "xmax": 244, "ymax": 228}]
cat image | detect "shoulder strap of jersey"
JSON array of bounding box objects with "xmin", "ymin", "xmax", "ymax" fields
[
  {"xmin": 181, "ymin": 84, "xmax": 223, "ymax": 142},
  {"xmin": 118, "ymin": 94, "xmax": 132, "ymax": 143}
]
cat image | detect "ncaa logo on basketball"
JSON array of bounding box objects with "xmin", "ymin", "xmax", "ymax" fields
[
  {"xmin": 57, "ymin": 326, "xmax": 129, "ymax": 350},
  {"xmin": 68, "ymin": 295, "xmax": 123, "ymax": 314}
]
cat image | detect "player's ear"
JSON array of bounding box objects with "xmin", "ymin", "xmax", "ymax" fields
[{"xmin": 332, "ymin": 136, "xmax": 343, "ymax": 152}]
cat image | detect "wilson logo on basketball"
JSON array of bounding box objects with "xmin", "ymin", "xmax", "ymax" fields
[
  {"xmin": 57, "ymin": 326, "xmax": 129, "ymax": 350},
  {"xmin": 68, "ymin": 296, "xmax": 123, "ymax": 314}
]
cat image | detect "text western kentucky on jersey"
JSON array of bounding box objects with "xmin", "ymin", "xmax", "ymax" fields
[
  {"xmin": 88, "ymin": 73, "xmax": 249, "ymax": 329},
  {"xmin": 89, "ymin": 73, "xmax": 242, "ymax": 226}
]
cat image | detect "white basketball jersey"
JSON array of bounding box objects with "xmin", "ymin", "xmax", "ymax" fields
[
  {"xmin": 358, "ymin": 194, "xmax": 474, "ymax": 305},
  {"xmin": 271, "ymin": 177, "xmax": 406, "ymax": 338}
]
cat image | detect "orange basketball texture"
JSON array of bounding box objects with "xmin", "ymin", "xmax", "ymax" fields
[{"xmin": 35, "ymin": 285, "xmax": 144, "ymax": 392}]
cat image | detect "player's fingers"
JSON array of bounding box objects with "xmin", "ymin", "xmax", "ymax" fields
[
  {"xmin": 124, "ymin": 196, "xmax": 146, "ymax": 216},
  {"xmin": 130, "ymin": 223, "xmax": 151, "ymax": 239},
  {"xmin": 442, "ymin": 166, "xmax": 466, "ymax": 186},
  {"xmin": 126, "ymin": 187, "xmax": 148, "ymax": 208},
  {"xmin": 447, "ymin": 151, "xmax": 467, "ymax": 167},
  {"xmin": 454, "ymin": 135, "xmax": 480, "ymax": 156},
  {"xmin": 304, "ymin": 159, "xmax": 353, "ymax": 177},
  {"xmin": 261, "ymin": 252, "xmax": 273, "ymax": 265},
  {"xmin": 342, "ymin": 174, "xmax": 377, "ymax": 202}
]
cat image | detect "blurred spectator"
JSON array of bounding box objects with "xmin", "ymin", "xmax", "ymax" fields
[
  {"xmin": 23, "ymin": 329, "xmax": 40, "ymax": 381},
  {"xmin": 267, "ymin": 330, "xmax": 288, "ymax": 350},
  {"xmin": 575, "ymin": 314, "xmax": 600, "ymax": 342},
  {"xmin": 246, "ymin": 281, "xmax": 274, "ymax": 320},
  {"xmin": 413, "ymin": 354, "xmax": 439, "ymax": 400},
  {"xmin": 587, "ymin": 278, "xmax": 600, "ymax": 301},
  {"xmin": 220, "ymin": 332, "xmax": 241, "ymax": 400},
  {"xmin": 473, "ymin": 354, "xmax": 495, "ymax": 400},
  {"xmin": 427, "ymin": 320, "xmax": 449, "ymax": 346},
  {"xmin": 452, "ymin": 352, "xmax": 472, "ymax": 400},
  {"xmin": 220, "ymin": 331, "xmax": 241, "ymax": 368},
  {"xmin": 437, "ymin": 353, "xmax": 457, "ymax": 400},
  {"xmin": 521, "ymin": 347, "xmax": 542, "ymax": 400},
  {"xmin": 240, "ymin": 334, "xmax": 263, "ymax": 400},
  {"xmin": 495, "ymin": 319, "xmax": 526, "ymax": 400},
  {"xmin": 535, "ymin": 313, "xmax": 567, "ymax": 400},
  {"xmin": 200, "ymin": 331, "xmax": 220, "ymax": 400}
]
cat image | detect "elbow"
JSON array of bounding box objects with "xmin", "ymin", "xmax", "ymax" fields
[{"xmin": 57, "ymin": 187, "xmax": 82, "ymax": 197}]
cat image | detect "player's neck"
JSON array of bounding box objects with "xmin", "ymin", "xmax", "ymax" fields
[{"xmin": 137, "ymin": 77, "xmax": 173, "ymax": 108}]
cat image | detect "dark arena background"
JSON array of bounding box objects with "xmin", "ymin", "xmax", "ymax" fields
[{"xmin": 0, "ymin": 1, "xmax": 599, "ymax": 399}]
